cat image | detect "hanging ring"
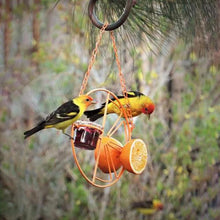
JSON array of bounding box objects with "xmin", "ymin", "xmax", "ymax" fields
[{"xmin": 88, "ymin": 0, "xmax": 134, "ymax": 31}]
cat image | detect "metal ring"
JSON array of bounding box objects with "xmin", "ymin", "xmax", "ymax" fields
[{"xmin": 88, "ymin": 0, "xmax": 134, "ymax": 31}]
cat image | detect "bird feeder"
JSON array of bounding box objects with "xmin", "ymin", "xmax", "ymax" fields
[
  {"xmin": 70, "ymin": 23, "xmax": 148, "ymax": 188},
  {"xmin": 71, "ymin": 88, "xmax": 148, "ymax": 188}
]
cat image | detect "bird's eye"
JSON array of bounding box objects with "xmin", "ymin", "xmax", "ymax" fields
[
  {"xmin": 86, "ymin": 98, "xmax": 90, "ymax": 102},
  {"xmin": 145, "ymin": 108, "xmax": 148, "ymax": 112}
]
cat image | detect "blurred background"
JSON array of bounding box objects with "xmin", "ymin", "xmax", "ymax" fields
[{"xmin": 0, "ymin": 0, "xmax": 220, "ymax": 219}]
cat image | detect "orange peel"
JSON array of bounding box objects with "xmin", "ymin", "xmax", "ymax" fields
[
  {"xmin": 120, "ymin": 139, "xmax": 148, "ymax": 174},
  {"xmin": 94, "ymin": 136, "xmax": 122, "ymax": 173}
]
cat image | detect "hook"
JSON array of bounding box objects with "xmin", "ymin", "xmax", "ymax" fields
[{"xmin": 88, "ymin": 0, "xmax": 134, "ymax": 31}]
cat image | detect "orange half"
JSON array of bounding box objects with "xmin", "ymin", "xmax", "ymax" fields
[
  {"xmin": 120, "ymin": 139, "xmax": 148, "ymax": 174},
  {"xmin": 94, "ymin": 136, "xmax": 122, "ymax": 173}
]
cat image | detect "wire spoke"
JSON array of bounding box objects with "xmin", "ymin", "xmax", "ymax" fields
[
  {"xmin": 102, "ymin": 92, "xmax": 110, "ymax": 128},
  {"xmin": 108, "ymin": 119, "xmax": 123, "ymax": 138},
  {"xmin": 92, "ymin": 138, "xmax": 101, "ymax": 183}
]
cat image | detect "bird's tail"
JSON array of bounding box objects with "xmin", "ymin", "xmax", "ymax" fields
[
  {"xmin": 24, "ymin": 121, "xmax": 45, "ymax": 139},
  {"xmin": 84, "ymin": 107, "xmax": 105, "ymax": 121}
]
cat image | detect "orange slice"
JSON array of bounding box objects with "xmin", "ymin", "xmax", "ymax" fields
[
  {"xmin": 94, "ymin": 136, "xmax": 122, "ymax": 173},
  {"xmin": 120, "ymin": 139, "xmax": 148, "ymax": 174}
]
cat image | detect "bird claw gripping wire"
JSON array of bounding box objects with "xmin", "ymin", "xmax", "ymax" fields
[
  {"xmin": 88, "ymin": 0, "xmax": 135, "ymax": 31},
  {"xmin": 63, "ymin": 132, "xmax": 74, "ymax": 140}
]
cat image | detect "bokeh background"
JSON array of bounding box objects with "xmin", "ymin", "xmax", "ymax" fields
[{"xmin": 1, "ymin": 0, "xmax": 220, "ymax": 219}]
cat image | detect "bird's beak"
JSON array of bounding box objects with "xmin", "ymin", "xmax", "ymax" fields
[
  {"xmin": 147, "ymin": 114, "xmax": 150, "ymax": 120},
  {"xmin": 91, "ymin": 101, "xmax": 97, "ymax": 104}
]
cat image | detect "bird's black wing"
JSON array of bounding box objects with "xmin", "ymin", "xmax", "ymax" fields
[
  {"xmin": 127, "ymin": 91, "xmax": 144, "ymax": 97},
  {"xmin": 101, "ymin": 91, "xmax": 144, "ymax": 106},
  {"xmin": 131, "ymin": 201, "xmax": 153, "ymax": 209},
  {"xmin": 45, "ymin": 100, "xmax": 80, "ymax": 125},
  {"xmin": 84, "ymin": 91, "xmax": 144, "ymax": 121}
]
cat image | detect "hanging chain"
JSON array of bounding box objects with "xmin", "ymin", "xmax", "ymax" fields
[
  {"xmin": 78, "ymin": 25, "xmax": 133, "ymax": 129},
  {"xmin": 79, "ymin": 23, "xmax": 108, "ymax": 96},
  {"xmin": 110, "ymin": 31, "xmax": 134, "ymax": 127},
  {"xmin": 110, "ymin": 31, "xmax": 127, "ymax": 96}
]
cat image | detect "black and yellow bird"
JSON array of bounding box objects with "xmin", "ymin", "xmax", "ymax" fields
[
  {"xmin": 84, "ymin": 91, "xmax": 155, "ymax": 121},
  {"xmin": 24, "ymin": 95, "xmax": 95, "ymax": 139},
  {"xmin": 131, "ymin": 199, "xmax": 164, "ymax": 215}
]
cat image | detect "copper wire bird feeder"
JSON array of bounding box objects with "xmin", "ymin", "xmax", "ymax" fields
[
  {"xmin": 71, "ymin": 88, "xmax": 133, "ymax": 188},
  {"xmin": 70, "ymin": 13, "xmax": 148, "ymax": 188}
]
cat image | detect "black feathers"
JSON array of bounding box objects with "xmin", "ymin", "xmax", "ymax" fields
[
  {"xmin": 131, "ymin": 200, "xmax": 154, "ymax": 209},
  {"xmin": 107, "ymin": 91, "xmax": 144, "ymax": 102},
  {"xmin": 24, "ymin": 121, "xmax": 45, "ymax": 139},
  {"xmin": 84, "ymin": 107, "xmax": 104, "ymax": 122},
  {"xmin": 44, "ymin": 100, "xmax": 79, "ymax": 126},
  {"xmin": 24, "ymin": 100, "xmax": 80, "ymax": 138}
]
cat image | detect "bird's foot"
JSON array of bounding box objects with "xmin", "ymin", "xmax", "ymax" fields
[{"xmin": 63, "ymin": 132, "xmax": 74, "ymax": 140}]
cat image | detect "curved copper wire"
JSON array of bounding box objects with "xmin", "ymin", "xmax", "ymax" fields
[
  {"xmin": 70, "ymin": 88, "xmax": 132, "ymax": 188},
  {"xmin": 88, "ymin": 0, "xmax": 134, "ymax": 31},
  {"xmin": 86, "ymin": 88, "xmax": 132, "ymax": 141}
]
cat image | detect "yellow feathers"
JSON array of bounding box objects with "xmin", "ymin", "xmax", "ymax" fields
[
  {"xmin": 24, "ymin": 95, "xmax": 94, "ymax": 139},
  {"xmin": 84, "ymin": 91, "xmax": 155, "ymax": 121}
]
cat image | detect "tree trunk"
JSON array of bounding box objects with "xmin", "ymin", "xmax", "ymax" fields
[
  {"xmin": 4, "ymin": 1, "xmax": 12, "ymax": 69},
  {"xmin": 33, "ymin": 0, "xmax": 40, "ymax": 52},
  {"xmin": 32, "ymin": 0, "xmax": 41, "ymax": 72},
  {"xmin": 167, "ymin": 69, "xmax": 173, "ymax": 134}
]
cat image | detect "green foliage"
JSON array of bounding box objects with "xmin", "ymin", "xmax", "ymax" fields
[
  {"xmin": 41, "ymin": 0, "xmax": 57, "ymax": 8},
  {"xmin": 43, "ymin": 58, "xmax": 68, "ymax": 74},
  {"xmin": 67, "ymin": 183, "xmax": 88, "ymax": 217}
]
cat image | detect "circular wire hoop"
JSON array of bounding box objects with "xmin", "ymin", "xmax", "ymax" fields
[
  {"xmin": 88, "ymin": 0, "xmax": 134, "ymax": 31},
  {"xmin": 71, "ymin": 88, "xmax": 132, "ymax": 187}
]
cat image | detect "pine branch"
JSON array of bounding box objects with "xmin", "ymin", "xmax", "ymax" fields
[{"xmin": 89, "ymin": 0, "xmax": 220, "ymax": 53}]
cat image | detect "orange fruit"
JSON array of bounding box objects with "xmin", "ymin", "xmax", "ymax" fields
[
  {"xmin": 94, "ymin": 136, "xmax": 122, "ymax": 173},
  {"xmin": 120, "ymin": 139, "xmax": 148, "ymax": 174}
]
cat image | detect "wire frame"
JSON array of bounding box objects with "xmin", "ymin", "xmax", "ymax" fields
[{"xmin": 71, "ymin": 88, "xmax": 132, "ymax": 187}]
